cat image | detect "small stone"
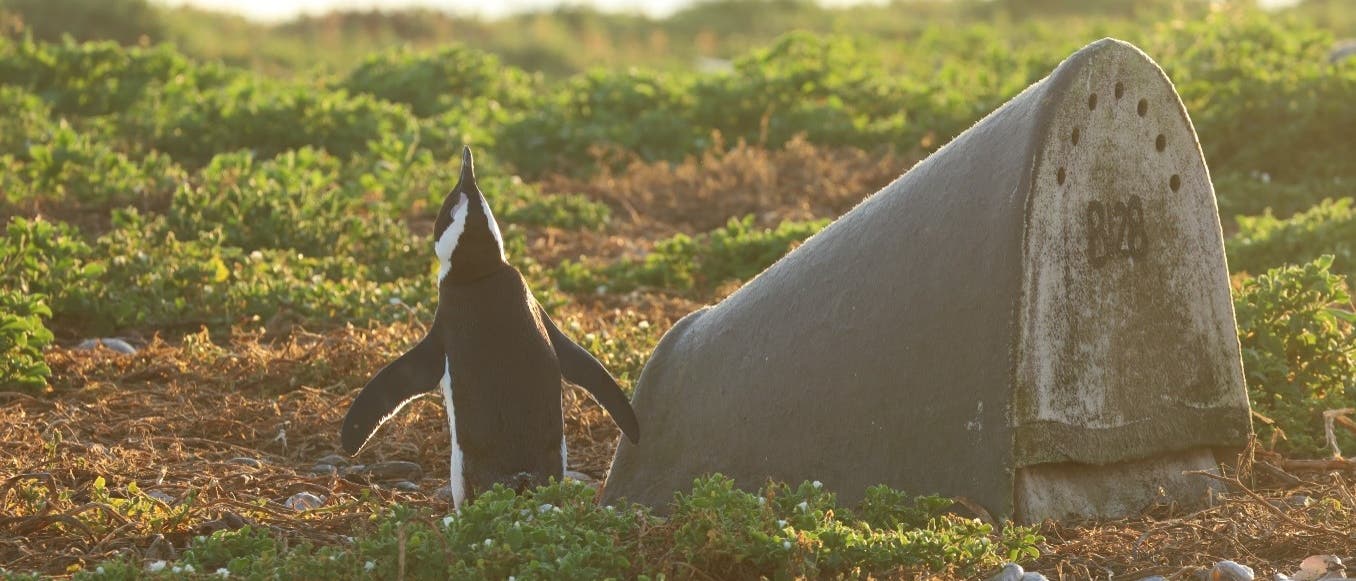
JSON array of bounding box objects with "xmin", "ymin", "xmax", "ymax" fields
[
  {"xmin": 1211, "ymin": 560, "xmax": 1255, "ymax": 581},
  {"xmin": 367, "ymin": 461, "xmax": 422, "ymax": 481},
  {"xmin": 389, "ymin": 481, "xmax": 421, "ymax": 492},
  {"xmin": 987, "ymin": 564, "xmax": 1026, "ymax": 581},
  {"xmin": 75, "ymin": 338, "xmax": 137, "ymax": 354},
  {"xmin": 1136, "ymin": 577, "xmax": 1168, "ymax": 581},
  {"xmin": 227, "ymin": 457, "xmax": 262, "ymax": 469},
  {"xmin": 284, "ymin": 492, "xmax": 325, "ymax": 511},
  {"xmin": 339, "ymin": 464, "xmax": 368, "ymax": 477},
  {"xmin": 1293, "ymin": 555, "xmax": 1347, "ymax": 581},
  {"xmin": 196, "ymin": 511, "xmax": 251, "ymax": 535},
  {"xmin": 434, "ymin": 485, "xmax": 455, "ymax": 503},
  {"xmin": 144, "ymin": 534, "xmax": 176, "ymax": 561},
  {"xmin": 563, "ymin": 470, "xmax": 593, "ymax": 483},
  {"xmin": 315, "ymin": 454, "xmax": 349, "ymax": 467},
  {"xmin": 305, "ymin": 464, "xmax": 337, "ymax": 476},
  {"xmin": 145, "ymin": 490, "xmax": 176, "ymax": 504}
]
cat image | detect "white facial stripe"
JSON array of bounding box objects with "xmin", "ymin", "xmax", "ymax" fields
[
  {"xmin": 482, "ymin": 197, "xmax": 506, "ymax": 259},
  {"xmin": 440, "ymin": 357, "xmax": 466, "ymax": 510},
  {"xmin": 435, "ymin": 194, "xmax": 469, "ymax": 283}
]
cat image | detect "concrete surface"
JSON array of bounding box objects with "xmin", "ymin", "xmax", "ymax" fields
[{"xmin": 602, "ymin": 38, "xmax": 1251, "ymax": 522}]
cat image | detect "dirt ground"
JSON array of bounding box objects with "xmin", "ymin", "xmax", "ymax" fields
[
  {"xmin": 3, "ymin": 330, "xmax": 1354, "ymax": 579},
  {"xmin": 3, "ymin": 141, "xmax": 1353, "ymax": 578}
]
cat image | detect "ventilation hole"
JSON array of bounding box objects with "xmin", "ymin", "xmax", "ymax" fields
[
  {"xmin": 1057, "ymin": 167, "xmax": 1066, "ymax": 185},
  {"xmin": 1087, "ymin": 93, "xmax": 1098, "ymax": 110},
  {"xmin": 1114, "ymin": 82, "xmax": 1124, "ymax": 99},
  {"xmin": 1155, "ymin": 134, "xmax": 1166, "ymax": 152},
  {"xmin": 1169, "ymin": 174, "xmax": 1181, "ymax": 192},
  {"xmin": 1071, "ymin": 127, "xmax": 1081, "ymax": 145},
  {"xmin": 1137, "ymin": 98, "xmax": 1149, "ymax": 117}
]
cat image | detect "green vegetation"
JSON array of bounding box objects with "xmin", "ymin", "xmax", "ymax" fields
[
  {"xmin": 557, "ymin": 215, "xmax": 829, "ymax": 293},
  {"xmin": 0, "ymin": 0, "xmax": 1351, "ymax": 457},
  {"xmin": 45, "ymin": 477, "xmax": 1038, "ymax": 579},
  {"xmin": 1, "ymin": 0, "xmax": 1355, "ymax": 575},
  {"xmin": 1234, "ymin": 256, "xmax": 1356, "ymax": 456},
  {"xmin": 1229, "ymin": 198, "xmax": 1356, "ymax": 280}
]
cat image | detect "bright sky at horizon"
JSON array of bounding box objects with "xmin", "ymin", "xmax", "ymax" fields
[
  {"xmin": 160, "ymin": 0, "xmax": 873, "ymax": 20},
  {"xmin": 163, "ymin": 0, "xmax": 1300, "ymax": 22}
]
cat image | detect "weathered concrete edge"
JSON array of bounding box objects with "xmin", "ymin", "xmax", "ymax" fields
[{"xmin": 1012, "ymin": 38, "xmax": 1251, "ymax": 469}]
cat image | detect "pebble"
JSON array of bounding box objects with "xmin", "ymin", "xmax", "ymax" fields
[
  {"xmin": 227, "ymin": 457, "xmax": 262, "ymax": 469},
  {"xmin": 434, "ymin": 485, "xmax": 455, "ymax": 503},
  {"xmin": 563, "ymin": 470, "xmax": 594, "ymax": 483},
  {"xmin": 145, "ymin": 490, "xmax": 177, "ymax": 504},
  {"xmin": 305, "ymin": 464, "xmax": 337, "ymax": 476},
  {"xmin": 315, "ymin": 454, "xmax": 350, "ymax": 467},
  {"xmin": 1270, "ymin": 495, "xmax": 1312, "ymax": 510},
  {"xmin": 1276, "ymin": 554, "xmax": 1349, "ymax": 581},
  {"xmin": 284, "ymin": 492, "xmax": 325, "ymax": 511},
  {"xmin": 389, "ymin": 480, "xmax": 421, "ymax": 492},
  {"xmin": 74, "ymin": 338, "xmax": 137, "ymax": 354},
  {"xmin": 144, "ymin": 534, "xmax": 176, "ymax": 561},
  {"xmin": 1211, "ymin": 560, "xmax": 1255, "ymax": 581},
  {"xmin": 985, "ymin": 563, "xmax": 1048, "ymax": 581},
  {"xmin": 195, "ymin": 511, "xmax": 250, "ymax": 535},
  {"xmin": 367, "ymin": 461, "xmax": 423, "ymax": 481}
]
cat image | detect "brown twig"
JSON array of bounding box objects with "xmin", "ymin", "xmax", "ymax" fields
[{"xmin": 1185, "ymin": 470, "xmax": 1345, "ymax": 535}]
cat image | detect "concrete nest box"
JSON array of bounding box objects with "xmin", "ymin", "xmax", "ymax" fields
[{"xmin": 603, "ymin": 39, "xmax": 1252, "ymax": 523}]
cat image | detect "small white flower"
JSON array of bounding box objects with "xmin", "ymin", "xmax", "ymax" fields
[
  {"xmin": 538, "ymin": 503, "xmax": 554, "ymax": 513},
  {"xmin": 638, "ymin": 320, "xmax": 650, "ymax": 329},
  {"xmin": 364, "ymin": 561, "xmax": 375, "ymax": 572},
  {"xmin": 483, "ymin": 539, "xmax": 493, "ymax": 547},
  {"xmin": 797, "ymin": 501, "xmax": 809, "ymax": 512},
  {"xmin": 147, "ymin": 561, "xmax": 167, "ymax": 573},
  {"xmin": 97, "ymin": 567, "xmax": 106, "ymax": 574},
  {"xmin": 442, "ymin": 515, "xmax": 455, "ymax": 527},
  {"xmin": 216, "ymin": 568, "xmax": 231, "ymax": 578},
  {"xmin": 812, "ymin": 481, "xmax": 822, "ymax": 489},
  {"xmin": 249, "ymin": 250, "xmax": 263, "ymax": 261},
  {"xmin": 195, "ymin": 536, "xmax": 206, "ymax": 543},
  {"xmin": 183, "ymin": 564, "xmax": 194, "ymax": 573},
  {"xmin": 508, "ymin": 577, "xmax": 516, "ymax": 581},
  {"xmin": 783, "ymin": 540, "xmax": 792, "ymax": 550},
  {"xmin": 776, "ymin": 519, "xmax": 787, "ymax": 528},
  {"xmin": 389, "ymin": 297, "xmax": 403, "ymax": 305},
  {"xmin": 172, "ymin": 565, "xmax": 183, "ymax": 574}
]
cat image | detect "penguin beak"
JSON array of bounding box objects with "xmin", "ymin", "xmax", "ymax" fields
[{"xmin": 458, "ymin": 146, "xmax": 478, "ymax": 194}]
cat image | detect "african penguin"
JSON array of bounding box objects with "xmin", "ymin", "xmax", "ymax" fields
[{"xmin": 340, "ymin": 147, "xmax": 640, "ymax": 509}]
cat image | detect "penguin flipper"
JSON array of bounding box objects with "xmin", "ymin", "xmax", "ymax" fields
[
  {"xmin": 541, "ymin": 312, "xmax": 641, "ymax": 444},
  {"xmin": 341, "ymin": 334, "xmax": 444, "ymax": 454}
]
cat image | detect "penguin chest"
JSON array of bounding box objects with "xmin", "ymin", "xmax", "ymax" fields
[{"xmin": 441, "ymin": 274, "xmax": 564, "ymax": 486}]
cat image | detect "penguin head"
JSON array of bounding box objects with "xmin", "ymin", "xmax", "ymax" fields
[{"xmin": 434, "ymin": 147, "xmax": 507, "ymax": 284}]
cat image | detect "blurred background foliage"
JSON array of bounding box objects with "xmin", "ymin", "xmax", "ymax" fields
[{"xmin": 0, "ymin": 0, "xmax": 1352, "ymax": 455}]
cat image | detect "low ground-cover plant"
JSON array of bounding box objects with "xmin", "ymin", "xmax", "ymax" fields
[
  {"xmin": 555, "ymin": 215, "xmax": 828, "ymax": 294},
  {"xmin": 44, "ymin": 477, "xmax": 1038, "ymax": 580},
  {"xmin": 1234, "ymin": 255, "xmax": 1356, "ymax": 456},
  {"xmin": 0, "ymin": 289, "xmax": 53, "ymax": 392},
  {"xmin": 1228, "ymin": 197, "xmax": 1356, "ymax": 280}
]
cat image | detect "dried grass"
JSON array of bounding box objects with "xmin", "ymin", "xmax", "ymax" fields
[{"xmin": 4, "ymin": 142, "xmax": 1353, "ymax": 577}]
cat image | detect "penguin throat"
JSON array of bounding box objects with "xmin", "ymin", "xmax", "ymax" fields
[{"xmin": 444, "ymin": 254, "xmax": 510, "ymax": 284}]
